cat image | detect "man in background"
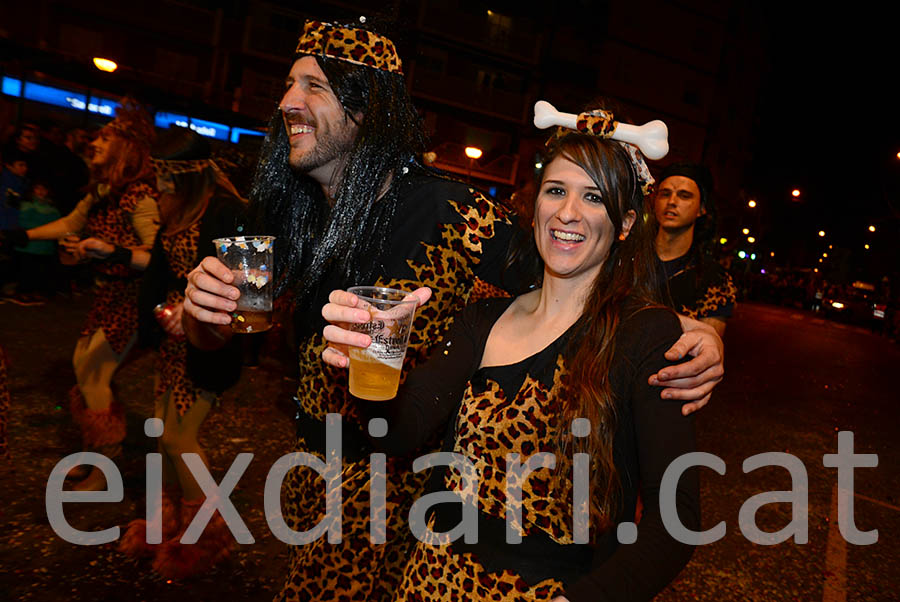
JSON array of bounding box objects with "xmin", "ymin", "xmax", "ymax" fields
[{"xmin": 654, "ymin": 162, "xmax": 736, "ymax": 335}]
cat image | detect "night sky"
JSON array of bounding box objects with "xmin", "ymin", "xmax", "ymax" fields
[{"xmin": 746, "ymin": 5, "xmax": 898, "ymax": 280}]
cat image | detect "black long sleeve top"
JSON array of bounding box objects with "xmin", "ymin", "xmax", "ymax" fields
[{"xmin": 365, "ymin": 296, "xmax": 700, "ymax": 601}]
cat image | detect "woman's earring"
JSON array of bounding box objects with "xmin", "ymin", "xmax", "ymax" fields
[{"xmin": 618, "ymin": 233, "xmax": 627, "ymax": 241}]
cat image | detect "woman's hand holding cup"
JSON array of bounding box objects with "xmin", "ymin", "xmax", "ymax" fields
[{"xmin": 321, "ymin": 286, "xmax": 432, "ymax": 369}]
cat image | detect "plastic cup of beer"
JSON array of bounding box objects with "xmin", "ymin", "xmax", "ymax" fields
[
  {"xmin": 58, "ymin": 231, "xmax": 82, "ymax": 265},
  {"xmin": 213, "ymin": 235, "xmax": 275, "ymax": 334},
  {"xmin": 346, "ymin": 286, "xmax": 418, "ymax": 401}
]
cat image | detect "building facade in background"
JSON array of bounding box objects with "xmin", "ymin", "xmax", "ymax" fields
[{"xmin": 1, "ymin": 0, "xmax": 765, "ymax": 214}]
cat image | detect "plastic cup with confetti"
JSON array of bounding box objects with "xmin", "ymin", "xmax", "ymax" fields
[{"xmin": 213, "ymin": 235, "xmax": 275, "ymax": 333}]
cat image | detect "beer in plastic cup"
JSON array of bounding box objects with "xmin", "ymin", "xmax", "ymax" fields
[
  {"xmin": 347, "ymin": 286, "xmax": 418, "ymax": 401},
  {"xmin": 58, "ymin": 231, "xmax": 82, "ymax": 265},
  {"xmin": 213, "ymin": 235, "xmax": 275, "ymax": 333}
]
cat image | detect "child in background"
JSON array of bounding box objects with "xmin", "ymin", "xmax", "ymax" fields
[
  {"xmin": 12, "ymin": 180, "xmax": 61, "ymax": 305},
  {"xmin": 1, "ymin": 150, "xmax": 28, "ymax": 223},
  {"xmin": 1, "ymin": 150, "xmax": 28, "ymax": 297}
]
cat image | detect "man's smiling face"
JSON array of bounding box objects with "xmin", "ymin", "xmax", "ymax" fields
[{"xmin": 280, "ymin": 56, "xmax": 359, "ymax": 186}]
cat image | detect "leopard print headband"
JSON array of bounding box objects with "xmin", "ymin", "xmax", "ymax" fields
[
  {"xmin": 103, "ymin": 99, "xmax": 155, "ymax": 149},
  {"xmin": 550, "ymin": 109, "xmax": 655, "ymax": 196},
  {"xmin": 295, "ymin": 19, "xmax": 403, "ymax": 75}
]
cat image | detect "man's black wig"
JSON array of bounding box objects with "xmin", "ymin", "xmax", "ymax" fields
[{"xmin": 249, "ymin": 22, "xmax": 426, "ymax": 310}]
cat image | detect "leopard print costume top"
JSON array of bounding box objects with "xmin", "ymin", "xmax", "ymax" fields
[
  {"xmin": 83, "ymin": 182, "xmax": 156, "ymax": 278},
  {"xmin": 658, "ymin": 252, "xmax": 736, "ymax": 320},
  {"xmin": 154, "ymin": 222, "xmax": 203, "ymax": 417},
  {"xmin": 294, "ymin": 178, "xmax": 520, "ymax": 428},
  {"xmin": 380, "ymin": 298, "xmax": 699, "ymax": 602},
  {"xmin": 80, "ymin": 182, "xmax": 159, "ymax": 354}
]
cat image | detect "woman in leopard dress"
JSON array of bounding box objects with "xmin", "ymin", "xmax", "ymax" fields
[
  {"xmin": 17, "ymin": 100, "xmax": 159, "ymax": 491},
  {"xmin": 324, "ymin": 117, "xmax": 700, "ymax": 601},
  {"xmin": 118, "ymin": 128, "xmax": 246, "ymax": 579}
]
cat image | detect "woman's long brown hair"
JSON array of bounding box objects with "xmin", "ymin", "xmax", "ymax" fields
[
  {"xmin": 538, "ymin": 134, "xmax": 661, "ymax": 532},
  {"xmin": 93, "ymin": 133, "xmax": 155, "ymax": 194},
  {"xmin": 157, "ymin": 168, "xmax": 215, "ymax": 234}
]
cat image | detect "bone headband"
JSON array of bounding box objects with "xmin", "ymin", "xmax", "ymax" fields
[
  {"xmin": 295, "ymin": 19, "xmax": 403, "ymax": 74},
  {"xmin": 533, "ymin": 100, "xmax": 669, "ymax": 196}
]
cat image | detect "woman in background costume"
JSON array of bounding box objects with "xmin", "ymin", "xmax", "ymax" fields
[
  {"xmin": 119, "ymin": 128, "xmax": 246, "ymax": 579},
  {"xmin": 14, "ymin": 100, "xmax": 159, "ymax": 491}
]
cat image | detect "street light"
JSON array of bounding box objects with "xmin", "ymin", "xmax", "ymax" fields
[
  {"xmin": 742, "ymin": 228, "xmax": 750, "ymax": 235},
  {"xmin": 868, "ymin": 225, "xmax": 876, "ymax": 232},
  {"xmin": 719, "ymin": 237, "xmax": 727, "ymax": 245},
  {"xmin": 865, "ymin": 244, "xmax": 870, "ymax": 250},
  {"xmin": 823, "ymin": 252, "xmax": 828, "ymax": 258},
  {"xmin": 791, "ymin": 189, "xmax": 801, "ymax": 198},
  {"xmin": 93, "ymin": 57, "xmax": 118, "ymax": 73},
  {"xmin": 818, "ymin": 230, "xmax": 825, "ymax": 237},
  {"xmin": 748, "ymin": 200, "xmax": 757, "ymax": 208},
  {"xmin": 747, "ymin": 236, "xmax": 756, "ymax": 243},
  {"xmin": 464, "ymin": 146, "xmax": 482, "ymax": 183}
]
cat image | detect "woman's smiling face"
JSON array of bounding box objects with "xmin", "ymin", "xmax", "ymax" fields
[
  {"xmin": 534, "ymin": 155, "xmax": 633, "ymax": 286},
  {"xmin": 89, "ymin": 129, "xmax": 118, "ymax": 168}
]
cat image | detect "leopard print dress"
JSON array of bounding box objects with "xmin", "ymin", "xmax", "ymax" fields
[
  {"xmin": 80, "ymin": 182, "xmax": 159, "ymax": 355},
  {"xmin": 154, "ymin": 222, "xmax": 204, "ymax": 417},
  {"xmin": 387, "ymin": 299, "xmax": 698, "ymax": 601},
  {"xmin": 394, "ymin": 315, "xmax": 574, "ymax": 602},
  {"xmin": 276, "ymin": 175, "xmax": 523, "ymax": 602}
]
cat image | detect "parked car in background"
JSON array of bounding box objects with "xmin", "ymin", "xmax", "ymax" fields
[{"xmin": 822, "ymin": 282, "xmax": 886, "ymax": 329}]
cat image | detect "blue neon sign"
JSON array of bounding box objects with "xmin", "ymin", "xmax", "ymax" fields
[
  {"xmin": 0, "ymin": 77, "xmax": 119, "ymax": 116},
  {"xmin": 187, "ymin": 117, "xmax": 229, "ymax": 141},
  {"xmin": 2, "ymin": 77, "xmax": 22, "ymax": 97},
  {"xmin": 230, "ymin": 127, "xmax": 265, "ymax": 143},
  {"xmin": 155, "ymin": 112, "xmax": 190, "ymax": 129},
  {"xmin": 25, "ymin": 80, "xmax": 88, "ymax": 112},
  {"xmin": 87, "ymin": 96, "xmax": 119, "ymax": 116},
  {"xmin": 2, "ymin": 76, "xmax": 262, "ymax": 145}
]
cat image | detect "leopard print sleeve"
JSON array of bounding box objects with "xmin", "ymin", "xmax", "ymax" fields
[{"xmin": 694, "ymin": 265, "xmax": 736, "ymax": 320}]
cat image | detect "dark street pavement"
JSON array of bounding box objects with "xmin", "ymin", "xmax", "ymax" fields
[{"xmin": 1, "ymin": 297, "xmax": 897, "ymax": 601}]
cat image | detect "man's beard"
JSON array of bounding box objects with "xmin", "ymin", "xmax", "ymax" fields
[{"xmin": 289, "ymin": 119, "xmax": 357, "ymax": 174}]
